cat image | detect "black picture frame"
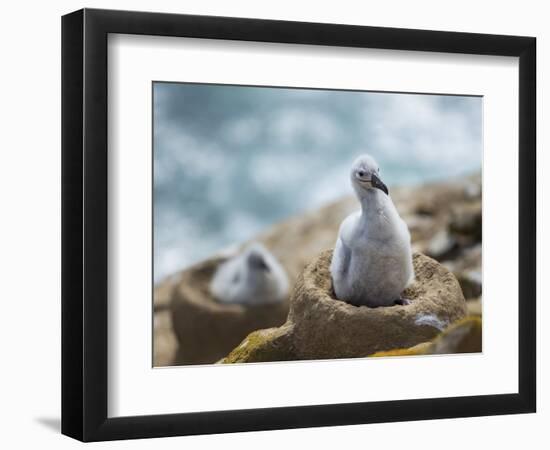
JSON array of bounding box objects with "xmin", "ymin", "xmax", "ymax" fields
[{"xmin": 62, "ymin": 8, "xmax": 536, "ymax": 442}]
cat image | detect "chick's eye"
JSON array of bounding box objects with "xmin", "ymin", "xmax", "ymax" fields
[{"xmin": 358, "ymin": 170, "xmax": 365, "ymax": 177}]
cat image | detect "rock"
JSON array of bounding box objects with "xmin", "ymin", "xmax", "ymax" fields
[
  {"xmin": 449, "ymin": 200, "xmax": 482, "ymax": 243},
  {"xmin": 255, "ymin": 197, "xmax": 357, "ymax": 287},
  {"xmin": 153, "ymin": 279, "xmax": 179, "ymax": 366},
  {"xmin": 222, "ymin": 250, "xmax": 467, "ymax": 363},
  {"xmin": 222, "ymin": 325, "xmax": 296, "ymax": 363},
  {"xmin": 392, "ymin": 173, "xmax": 481, "ymax": 256},
  {"xmin": 368, "ymin": 341, "xmax": 433, "ymax": 357},
  {"xmin": 170, "ymin": 256, "xmax": 289, "ymax": 365},
  {"xmin": 407, "ymin": 176, "xmax": 479, "ymax": 217},
  {"xmin": 370, "ymin": 316, "xmax": 482, "ymax": 356},
  {"xmin": 456, "ymin": 270, "xmax": 482, "ymax": 299},
  {"xmin": 428, "ymin": 316, "xmax": 482, "ymax": 354},
  {"xmin": 466, "ymin": 298, "xmax": 482, "ymax": 316},
  {"xmin": 154, "ymin": 275, "xmax": 178, "ymax": 311},
  {"xmin": 463, "ymin": 181, "xmax": 481, "ymax": 199},
  {"xmin": 404, "ymin": 214, "xmax": 436, "ymax": 234},
  {"xmin": 426, "ymin": 229, "xmax": 459, "ymax": 261},
  {"xmin": 443, "ymin": 244, "xmax": 481, "ymax": 274},
  {"xmin": 153, "ymin": 309, "xmax": 178, "ymax": 366},
  {"xmin": 442, "ymin": 244, "xmax": 481, "ymax": 301}
]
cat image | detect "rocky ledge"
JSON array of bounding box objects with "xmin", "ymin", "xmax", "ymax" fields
[
  {"xmin": 154, "ymin": 172, "xmax": 482, "ymax": 366},
  {"xmin": 221, "ymin": 250, "xmax": 467, "ymax": 363}
]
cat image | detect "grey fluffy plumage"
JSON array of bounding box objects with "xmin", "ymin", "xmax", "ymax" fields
[
  {"xmin": 210, "ymin": 242, "xmax": 289, "ymax": 305},
  {"xmin": 330, "ymin": 155, "xmax": 414, "ymax": 307}
]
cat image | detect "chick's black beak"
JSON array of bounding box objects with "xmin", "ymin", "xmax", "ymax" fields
[
  {"xmin": 371, "ymin": 173, "xmax": 389, "ymax": 195},
  {"xmin": 248, "ymin": 253, "xmax": 270, "ymax": 271}
]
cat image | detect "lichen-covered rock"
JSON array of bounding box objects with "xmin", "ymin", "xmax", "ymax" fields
[
  {"xmin": 223, "ymin": 250, "xmax": 467, "ymax": 363},
  {"xmin": 370, "ymin": 316, "xmax": 482, "ymax": 357},
  {"xmin": 222, "ymin": 325, "xmax": 296, "ymax": 363},
  {"xmin": 368, "ymin": 341, "xmax": 433, "ymax": 357},
  {"xmin": 428, "ymin": 316, "xmax": 482, "ymax": 354},
  {"xmin": 170, "ymin": 256, "xmax": 289, "ymax": 365}
]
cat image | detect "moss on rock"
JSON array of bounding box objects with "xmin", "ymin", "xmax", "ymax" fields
[
  {"xmin": 221, "ymin": 325, "xmax": 296, "ymax": 363},
  {"xmin": 370, "ymin": 316, "xmax": 482, "ymax": 357},
  {"xmin": 368, "ymin": 342, "xmax": 432, "ymax": 357}
]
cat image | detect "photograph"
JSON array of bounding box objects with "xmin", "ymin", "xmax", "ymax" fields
[
  {"xmin": 152, "ymin": 82, "xmax": 483, "ymax": 366},
  {"xmin": 0, "ymin": 1, "xmax": 542, "ymax": 446}
]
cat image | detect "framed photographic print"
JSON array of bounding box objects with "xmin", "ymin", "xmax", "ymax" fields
[{"xmin": 61, "ymin": 8, "xmax": 536, "ymax": 442}]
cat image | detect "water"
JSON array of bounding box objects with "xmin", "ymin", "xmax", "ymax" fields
[{"xmin": 154, "ymin": 82, "xmax": 482, "ymax": 282}]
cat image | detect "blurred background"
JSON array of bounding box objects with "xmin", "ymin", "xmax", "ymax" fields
[{"xmin": 153, "ymin": 82, "xmax": 482, "ymax": 282}]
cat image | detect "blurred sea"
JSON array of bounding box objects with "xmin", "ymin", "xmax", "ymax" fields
[{"xmin": 154, "ymin": 82, "xmax": 482, "ymax": 282}]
